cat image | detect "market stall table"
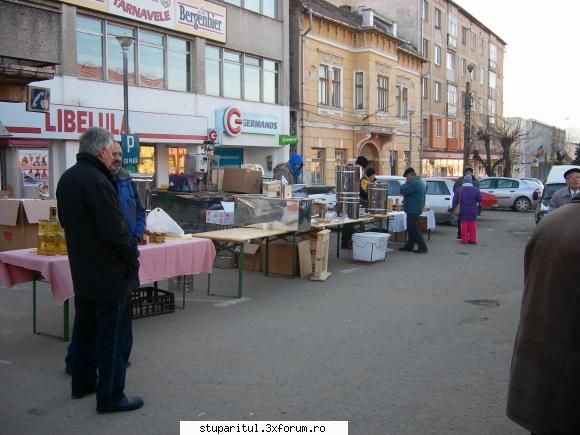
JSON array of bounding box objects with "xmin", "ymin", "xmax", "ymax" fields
[
  {"xmin": 195, "ymin": 227, "xmax": 293, "ymax": 298},
  {"xmin": 311, "ymin": 216, "xmax": 374, "ymax": 258},
  {"xmin": 386, "ymin": 210, "xmax": 437, "ymax": 240},
  {"xmin": 0, "ymin": 238, "xmax": 216, "ymax": 341}
]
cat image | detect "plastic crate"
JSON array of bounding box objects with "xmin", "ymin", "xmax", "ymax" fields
[{"xmin": 131, "ymin": 287, "xmax": 175, "ymax": 319}]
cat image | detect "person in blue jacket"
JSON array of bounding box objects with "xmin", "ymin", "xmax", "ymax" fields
[
  {"xmin": 399, "ymin": 167, "xmax": 428, "ymax": 253},
  {"xmin": 65, "ymin": 141, "xmax": 145, "ymax": 375}
]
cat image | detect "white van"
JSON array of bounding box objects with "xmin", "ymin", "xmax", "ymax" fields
[{"xmin": 534, "ymin": 164, "xmax": 580, "ymax": 223}]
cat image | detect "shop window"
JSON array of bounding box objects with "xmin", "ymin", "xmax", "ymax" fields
[
  {"xmin": 168, "ymin": 147, "xmax": 187, "ymax": 175},
  {"xmin": 76, "ymin": 16, "xmax": 103, "ymax": 80},
  {"xmin": 139, "ymin": 31, "xmax": 165, "ymax": 89},
  {"xmin": 167, "ymin": 37, "xmax": 191, "ymax": 92},
  {"xmin": 310, "ymin": 148, "xmax": 325, "ymax": 185},
  {"xmin": 137, "ymin": 146, "xmax": 155, "ymax": 175}
]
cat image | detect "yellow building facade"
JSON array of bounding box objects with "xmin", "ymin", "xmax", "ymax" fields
[{"xmin": 293, "ymin": 3, "xmax": 424, "ymax": 185}]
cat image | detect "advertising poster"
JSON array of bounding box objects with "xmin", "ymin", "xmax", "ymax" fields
[{"xmin": 19, "ymin": 149, "xmax": 50, "ymax": 198}]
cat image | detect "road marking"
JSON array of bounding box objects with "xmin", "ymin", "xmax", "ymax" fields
[
  {"xmin": 0, "ymin": 360, "xmax": 13, "ymax": 365},
  {"xmin": 339, "ymin": 268, "xmax": 361, "ymax": 274},
  {"xmin": 214, "ymin": 297, "xmax": 252, "ymax": 307}
]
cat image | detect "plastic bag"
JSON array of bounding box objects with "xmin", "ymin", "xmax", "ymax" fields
[{"xmin": 146, "ymin": 207, "xmax": 184, "ymax": 237}]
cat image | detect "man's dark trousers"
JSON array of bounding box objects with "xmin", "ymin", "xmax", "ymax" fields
[
  {"xmin": 71, "ymin": 292, "xmax": 132, "ymax": 405},
  {"xmin": 403, "ymin": 213, "xmax": 427, "ymax": 251}
]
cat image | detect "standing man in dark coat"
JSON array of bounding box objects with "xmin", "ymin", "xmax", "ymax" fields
[
  {"xmin": 57, "ymin": 127, "xmax": 143, "ymax": 413},
  {"xmin": 399, "ymin": 167, "xmax": 428, "ymax": 253},
  {"xmin": 507, "ymin": 194, "xmax": 580, "ymax": 434}
]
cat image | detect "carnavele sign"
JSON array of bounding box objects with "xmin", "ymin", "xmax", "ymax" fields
[{"xmin": 218, "ymin": 106, "xmax": 278, "ymax": 136}]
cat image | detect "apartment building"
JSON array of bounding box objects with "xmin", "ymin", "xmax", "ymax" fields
[
  {"xmin": 325, "ymin": 0, "xmax": 507, "ymax": 177},
  {"xmin": 290, "ymin": 0, "xmax": 424, "ymax": 185},
  {"xmin": 0, "ymin": 0, "xmax": 290, "ymax": 198}
]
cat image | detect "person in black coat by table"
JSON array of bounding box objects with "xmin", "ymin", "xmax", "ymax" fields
[{"xmin": 57, "ymin": 127, "xmax": 143, "ymax": 414}]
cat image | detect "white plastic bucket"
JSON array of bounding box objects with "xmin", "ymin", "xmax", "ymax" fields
[{"xmin": 352, "ymin": 232, "xmax": 390, "ymax": 262}]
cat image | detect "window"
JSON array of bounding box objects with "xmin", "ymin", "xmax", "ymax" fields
[
  {"xmin": 244, "ymin": 55, "xmax": 261, "ymax": 101},
  {"xmin": 395, "ymin": 85, "xmax": 408, "ymax": 118},
  {"xmin": 422, "ymin": 118, "xmax": 428, "ymax": 140},
  {"xmin": 434, "ymin": 45, "xmax": 441, "ymax": 65},
  {"xmin": 76, "ymin": 16, "xmax": 103, "ymax": 80},
  {"xmin": 426, "ymin": 180, "xmax": 450, "ymax": 195},
  {"xmin": 446, "ymin": 51, "xmax": 455, "ymax": 71},
  {"xmin": 435, "ymin": 119, "xmax": 442, "ymax": 137},
  {"xmin": 377, "ymin": 75, "xmax": 388, "ymax": 111},
  {"xmin": 489, "ymin": 43, "xmax": 497, "ymax": 70},
  {"xmin": 224, "ymin": 0, "xmax": 277, "ymax": 19},
  {"xmin": 480, "ymin": 37, "xmax": 484, "ymax": 55},
  {"xmin": 319, "ymin": 65, "xmax": 329, "ymax": 105},
  {"xmin": 478, "ymin": 97, "xmax": 483, "ymax": 113},
  {"xmin": 470, "ymin": 65, "xmax": 475, "ymax": 80},
  {"xmin": 422, "ymin": 78, "xmax": 428, "ymax": 99},
  {"xmin": 479, "ymin": 179, "xmax": 493, "ymax": 189},
  {"xmin": 139, "ymin": 31, "xmax": 164, "ymax": 89},
  {"xmin": 480, "ymin": 66, "xmax": 484, "ymax": 85},
  {"xmin": 489, "ymin": 71, "xmax": 496, "ymax": 89},
  {"xmin": 167, "ymin": 37, "xmax": 190, "ymax": 91},
  {"xmin": 205, "ymin": 46, "xmax": 221, "ymax": 96},
  {"xmin": 107, "ymin": 24, "xmax": 135, "ymax": 83},
  {"xmin": 404, "ymin": 151, "xmax": 410, "ymax": 163},
  {"xmin": 448, "ymin": 15, "xmax": 457, "ymax": 48},
  {"xmin": 319, "ymin": 65, "xmax": 341, "ymax": 108},
  {"xmin": 332, "ymin": 68, "xmax": 341, "ymax": 107},
  {"xmin": 335, "ymin": 149, "xmax": 346, "ymax": 165},
  {"xmin": 422, "ymin": 0, "xmax": 429, "ymax": 21},
  {"xmin": 422, "ymin": 38, "xmax": 429, "ymax": 58},
  {"xmin": 263, "ymin": 60, "xmax": 278, "ymax": 104},
  {"xmin": 310, "ymin": 148, "xmax": 325, "ymax": 184},
  {"xmin": 434, "ymin": 8, "xmax": 441, "ymax": 28},
  {"xmin": 223, "ymin": 50, "xmax": 242, "ymax": 99},
  {"xmin": 434, "ymin": 81, "xmax": 441, "ymax": 102},
  {"xmin": 488, "ymin": 98, "xmax": 496, "ymax": 123},
  {"xmin": 497, "ymin": 179, "xmax": 518, "ymax": 189},
  {"xmin": 447, "ymin": 83, "xmax": 457, "ymax": 116},
  {"xmin": 206, "ymin": 46, "xmax": 277, "ymax": 103},
  {"xmin": 168, "ymin": 147, "xmax": 187, "ymax": 174},
  {"xmin": 447, "ymin": 121, "xmax": 456, "ymax": 138},
  {"xmin": 461, "ymin": 27, "xmax": 468, "ymax": 45},
  {"xmin": 461, "ymin": 58, "xmax": 466, "ymax": 76},
  {"xmin": 470, "ymin": 32, "xmax": 476, "ymax": 50},
  {"xmin": 355, "ymin": 72, "xmax": 364, "ymax": 110}
]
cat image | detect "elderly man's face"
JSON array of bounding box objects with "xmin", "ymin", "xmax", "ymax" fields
[
  {"xmin": 97, "ymin": 141, "xmax": 115, "ymax": 169},
  {"xmin": 110, "ymin": 142, "xmax": 123, "ymax": 174},
  {"xmin": 567, "ymin": 172, "xmax": 580, "ymax": 190}
]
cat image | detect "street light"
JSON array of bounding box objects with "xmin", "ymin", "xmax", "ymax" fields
[
  {"xmin": 116, "ymin": 35, "xmax": 134, "ymax": 135},
  {"xmin": 463, "ymin": 63, "xmax": 475, "ymax": 170},
  {"xmin": 408, "ymin": 109, "xmax": 415, "ymax": 169}
]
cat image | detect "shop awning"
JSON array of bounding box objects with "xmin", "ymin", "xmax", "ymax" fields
[{"xmin": 0, "ymin": 138, "xmax": 50, "ymax": 147}]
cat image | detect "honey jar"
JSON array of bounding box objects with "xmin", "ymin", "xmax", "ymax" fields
[{"xmin": 37, "ymin": 219, "xmax": 48, "ymax": 255}]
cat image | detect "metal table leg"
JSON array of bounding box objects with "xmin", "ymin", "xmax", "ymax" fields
[
  {"xmin": 237, "ymin": 243, "xmax": 244, "ymax": 299},
  {"xmin": 32, "ymin": 278, "xmax": 70, "ymax": 341}
]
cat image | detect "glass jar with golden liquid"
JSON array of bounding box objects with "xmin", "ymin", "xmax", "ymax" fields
[
  {"xmin": 37, "ymin": 219, "xmax": 48, "ymax": 255},
  {"xmin": 45, "ymin": 220, "xmax": 58, "ymax": 256},
  {"xmin": 57, "ymin": 223, "xmax": 67, "ymax": 255}
]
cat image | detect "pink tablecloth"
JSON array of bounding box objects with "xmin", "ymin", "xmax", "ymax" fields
[{"xmin": 0, "ymin": 238, "xmax": 215, "ymax": 305}]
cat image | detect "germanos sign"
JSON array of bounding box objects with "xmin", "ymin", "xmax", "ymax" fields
[{"xmin": 61, "ymin": 0, "xmax": 226, "ymax": 43}]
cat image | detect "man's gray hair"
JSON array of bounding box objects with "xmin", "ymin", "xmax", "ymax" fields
[{"xmin": 79, "ymin": 127, "xmax": 114, "ymax": 156}]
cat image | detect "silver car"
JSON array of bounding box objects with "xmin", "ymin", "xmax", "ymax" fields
[{"xmin": 478, "ymin": 177, "xmax": 540, "ymax": 212}]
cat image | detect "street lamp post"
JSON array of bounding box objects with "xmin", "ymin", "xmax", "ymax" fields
[
  {"xmin": 463, "ymin": 64, "xmax": 474, "ymax": 170},
  {"xmin": 408, "ymin": 109, "xmax": 415, "ymax": 170},
  {"xmin": 116, "ymin": 36, "xmax": 134, "ymax": 135}
]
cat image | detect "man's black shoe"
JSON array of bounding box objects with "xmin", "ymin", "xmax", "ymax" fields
[
  {"xmin": 456, "ymin": 235, "xmax": 462, "ymax": 239},
  {"xmin": 71, "ymin": 385, "xmax": 97, "ymax": 399},
  {"xmin": 97, "ymin": 396, "xmax": 144, "ymax": 414},
  {"xmin": 412, "ymin": 249, "xmax": 428, "ymax": 254},
  {"xmin": 398, "ymin": 247, "xmax": 413, "ymax": 252}
]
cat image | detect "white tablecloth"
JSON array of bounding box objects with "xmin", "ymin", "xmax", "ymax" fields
[{"xmin": 388, "ymin": 210, "xmax": 436, "ymax": 233}]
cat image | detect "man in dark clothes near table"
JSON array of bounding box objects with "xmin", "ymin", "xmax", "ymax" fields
[
  {"xmin": 57, "ymin": 127, "xmax": 143, "ymax": 413},
  {"xmin": 399, "ymin": 167, "xmax": 428, "ymax": 253}
]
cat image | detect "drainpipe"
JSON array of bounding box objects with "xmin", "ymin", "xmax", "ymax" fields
[{"xmin": 300, "ymin": 7, "xmax": 313, "ymax": 160}]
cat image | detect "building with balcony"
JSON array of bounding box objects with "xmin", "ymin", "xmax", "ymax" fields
[
  {"xmin": 290, "ymin": 0, "xmax": 424, "ymax": 185},
  {"xmin": 325, "ymin": 0, "xmax": 507, "ymax": 177}
]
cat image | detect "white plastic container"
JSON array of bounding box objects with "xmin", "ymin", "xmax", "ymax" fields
[{"xmin": 352, "ymin": 232, "xmax": 390, "ymax": 262}]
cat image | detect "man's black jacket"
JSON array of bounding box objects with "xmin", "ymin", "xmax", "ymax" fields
[{"xmin": 57, "ymin": 153, "xmax": 139, "ymax": 302}]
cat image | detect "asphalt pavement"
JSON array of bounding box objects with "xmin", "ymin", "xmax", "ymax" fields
[{"xmin": 0, "ymin": 210, "xmax": 534, "ymax": 435}]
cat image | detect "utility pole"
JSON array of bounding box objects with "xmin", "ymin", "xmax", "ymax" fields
[
  {"xmin": 408, "ymin": 109, "xmax": 415, "ymax": 169},
  {"xmin": 463, "ymin": 64, "xmax": 474, "ymax": 170}
]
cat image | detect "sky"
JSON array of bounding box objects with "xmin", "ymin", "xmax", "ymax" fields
[{"xmin": 456, "ymin": 0, "xmax": 580, "ymax": 136}]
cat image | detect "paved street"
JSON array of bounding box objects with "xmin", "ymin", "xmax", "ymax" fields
[{"xmin": 0, "ymin": 210, "xmax": 533, "ymax": 435}]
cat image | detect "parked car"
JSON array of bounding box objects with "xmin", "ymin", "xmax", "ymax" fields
[
  {"xmin": 424, "ymin": 177, "xmax": 456, "ymax": 223},
  {"xmin": 520, "ymin": 177, "xmax": 544, "ymax": 190},
  {"xmin": 478, "ymin": 177, "xmax": 540, "ymax": 211},
  {"xmin": 435, "ymin": 176, "xmax": 498, "ymax": 212},
  {"xmin": 374, "ymin": 175, "xmax": 405, "ymax": 206},
  {"xmin": 534, "ymin": 164, "xmax": 580, "ymax": 223}
]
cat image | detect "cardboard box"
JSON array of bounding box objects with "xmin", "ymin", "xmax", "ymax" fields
[
  {"xmin": 261, "ymin": 240, "xmax": 298, "ymax": 277},
  {"xmin": 222, "ymin": 168, "xmax": 262, "ymax": 194},
  {"xmin": 234, "ymin": 243, "xmax": 261, "ymax": 272},
  {"xmin": 389, "ymin": 231, "xmax": 407, "ymax": 242},
  {"xmin": 0, "ymin": 199, "xmax": 57, "ymax": 251},
  {"xmin": 205, "ymin": 210, "xmax": 235, "ymax": 225},
  {"xmin": 210, "ymin": 169, "xmax": 224, "ymax": 190}
]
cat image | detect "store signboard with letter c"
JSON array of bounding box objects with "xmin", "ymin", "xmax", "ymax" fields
[{"xmin": 216, "ymin": 106, "xmax": 278, "ymax": 137}]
